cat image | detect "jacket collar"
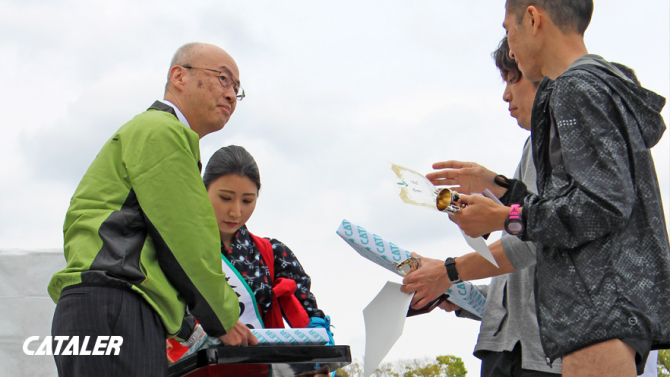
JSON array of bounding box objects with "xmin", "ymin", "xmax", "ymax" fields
[{"xmin": 147, "ymin": 100, "xmax": 178, "ymax": 118}]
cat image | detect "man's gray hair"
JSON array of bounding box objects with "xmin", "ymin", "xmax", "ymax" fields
[
  {"xmin": 169, "ymin": 43, "xmax": 202, "ymax": 69},
  {"xmin": 165, "ymin": 43, "xmax": 202, "ymax": 89}
]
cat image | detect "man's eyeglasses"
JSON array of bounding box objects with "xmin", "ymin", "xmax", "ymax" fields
[{"xmin": 182, "ymin": 65, "xmax": 245, "ymax": 101}]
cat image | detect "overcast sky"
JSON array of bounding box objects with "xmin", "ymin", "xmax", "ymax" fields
[{"xmin": 1, "ymin": 1, "xmax": 668, "ymax": 375}]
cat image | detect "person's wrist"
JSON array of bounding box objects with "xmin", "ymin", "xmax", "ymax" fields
[
  {"xmin": 498, "ymin": 206, "xmax": 511, "ymax": 230},
  {"xmin": 487, "ymin": 174, "xmax": 506, "ymax": 197},
  {"xmin": 482, "ymin": 169, "xmax": 507, "ymax": 198},
  {"xmin": 490, "ymin": 185, "xmax": 508, "ymax": 198},
  {"xmin": 430, "ymin": 257, "xmax": 452, "ymax": 291},
  {"xmin": 439, "ymin": 271, "xmax": 452, "ymax": 291}
]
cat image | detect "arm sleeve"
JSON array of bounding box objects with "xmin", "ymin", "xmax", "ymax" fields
[
  {"xmin": 269, "ymin": 238, "xmax": 326, "ymax": 319},
  {"xmin": 474, "ymin": 284, "xmax": 489, "ymax": 298},
  {"xmin": 522, "ymin": 74, "xmax": 635, "ymax": 249},
  {"xmin": 500, "ymin": 233, "xmax": 537, "ymax": 271},
  {"xmin": 124, "ymin": 116, "xmax": 239, "ymax": 337}
]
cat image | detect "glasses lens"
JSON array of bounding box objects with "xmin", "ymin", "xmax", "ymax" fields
[
  {"xmin": 236, "ymin": 87, "xmax": 245, "ymax": 101},
  {"xmin": 218, "ymin": 74, "xmax": 230, "ymax": 87}
]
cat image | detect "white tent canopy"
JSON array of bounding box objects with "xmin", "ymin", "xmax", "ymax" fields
[{"xmin": 0, "ymin": 249, "xmax": 64, "ymax": 376}]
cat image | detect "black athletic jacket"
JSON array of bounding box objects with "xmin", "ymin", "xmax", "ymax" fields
[{"xmin": 515, "ymin": 60, "xmax": 670, "ymax": 363}]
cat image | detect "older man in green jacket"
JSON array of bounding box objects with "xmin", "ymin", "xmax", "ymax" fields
[{"xmin": 48, "ymin": 42, "xmax": 255, "ymax": 376}]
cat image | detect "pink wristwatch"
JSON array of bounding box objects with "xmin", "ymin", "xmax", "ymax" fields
[{"xmin": 504, "ymin": 204, "xmax": 524, "ymax": 235}]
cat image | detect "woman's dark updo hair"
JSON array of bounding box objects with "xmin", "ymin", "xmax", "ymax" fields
[{"xmin": 203, "ymin": 145, "xmax": 261, "ymax": 192}]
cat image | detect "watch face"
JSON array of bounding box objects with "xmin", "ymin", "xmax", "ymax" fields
[{"xmin": 507, "ymin": 222, "xmax": 523, "ymax": 233}]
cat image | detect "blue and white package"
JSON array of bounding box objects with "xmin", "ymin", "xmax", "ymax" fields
[{"xmin": 336, "ymin": 219, "xmax": 485, "ymax": 318}]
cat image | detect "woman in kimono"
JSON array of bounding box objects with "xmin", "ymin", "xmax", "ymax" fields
[{"xmin": 168, "ymin": 145, "xmax": 332, "ymax": 362}]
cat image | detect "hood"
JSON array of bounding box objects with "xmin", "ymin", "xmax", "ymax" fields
[{"xmin": 572, "ymin": 61, "xmax": 667, "ymax": 148}]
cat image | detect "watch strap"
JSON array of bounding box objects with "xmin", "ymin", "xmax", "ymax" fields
[{"xmin": 444, "ymin": 257, "xmax": 462, "ymax": 284}]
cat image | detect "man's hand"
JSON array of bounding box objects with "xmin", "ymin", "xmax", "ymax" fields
[
  {"xmin": 449, "ymin": 194, "xmax": 509, "ymax": 238},
  {"xmin": 426, "ymin": 160, "xmax": 506, "ymax": 198},
  {"xmin": 401, "ymin": 253, "xmax": 452, "ymax": 309},
  {"xmin": 218, "ymin": 321, "xmax": 259, "ymax": 346},
  {"xmin": 437, "ymin": 301, "xmax": 461, "ymax": 312}
]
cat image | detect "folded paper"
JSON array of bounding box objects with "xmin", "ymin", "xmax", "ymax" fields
[
  {"xmin": 363, "ymin": 282, "xmax": 413, "ymax": 377},
  {"xmin": 460, "ymin": 229, "xmax": 498, "ymax": 268}
]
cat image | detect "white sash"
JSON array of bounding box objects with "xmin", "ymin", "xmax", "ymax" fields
[{"xmin": 220, "ymin": 255, "xmax": 264, "ymax": 329}]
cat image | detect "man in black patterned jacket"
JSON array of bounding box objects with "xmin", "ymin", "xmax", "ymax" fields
[{"xmin": 449, "ymin": 1, "xmax": 670, "ymax": 376}]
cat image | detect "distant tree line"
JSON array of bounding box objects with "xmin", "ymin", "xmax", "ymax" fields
[
  {"xmin": 334, "ymin": 349, "xmax": 670, "ymax": 377},
  {"xmin": 335, "ymin": 355, "xmax": 467, "ymax": 377}
]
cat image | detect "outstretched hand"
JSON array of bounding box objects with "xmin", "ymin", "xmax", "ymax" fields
[
  {"xmin": 401, "ymin": 253, "xmax": 452, "ymax": 309},
  {"xmin": 426, "ymin": 160, "xmax": 506, "ymax": 198},
  {"xmin": 218, "ymin": 321, "xmax": 259, "ymax": 346},
  {"xmin": 448, "ymin": 194, "xmax": 509, "ymax": 238}
]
